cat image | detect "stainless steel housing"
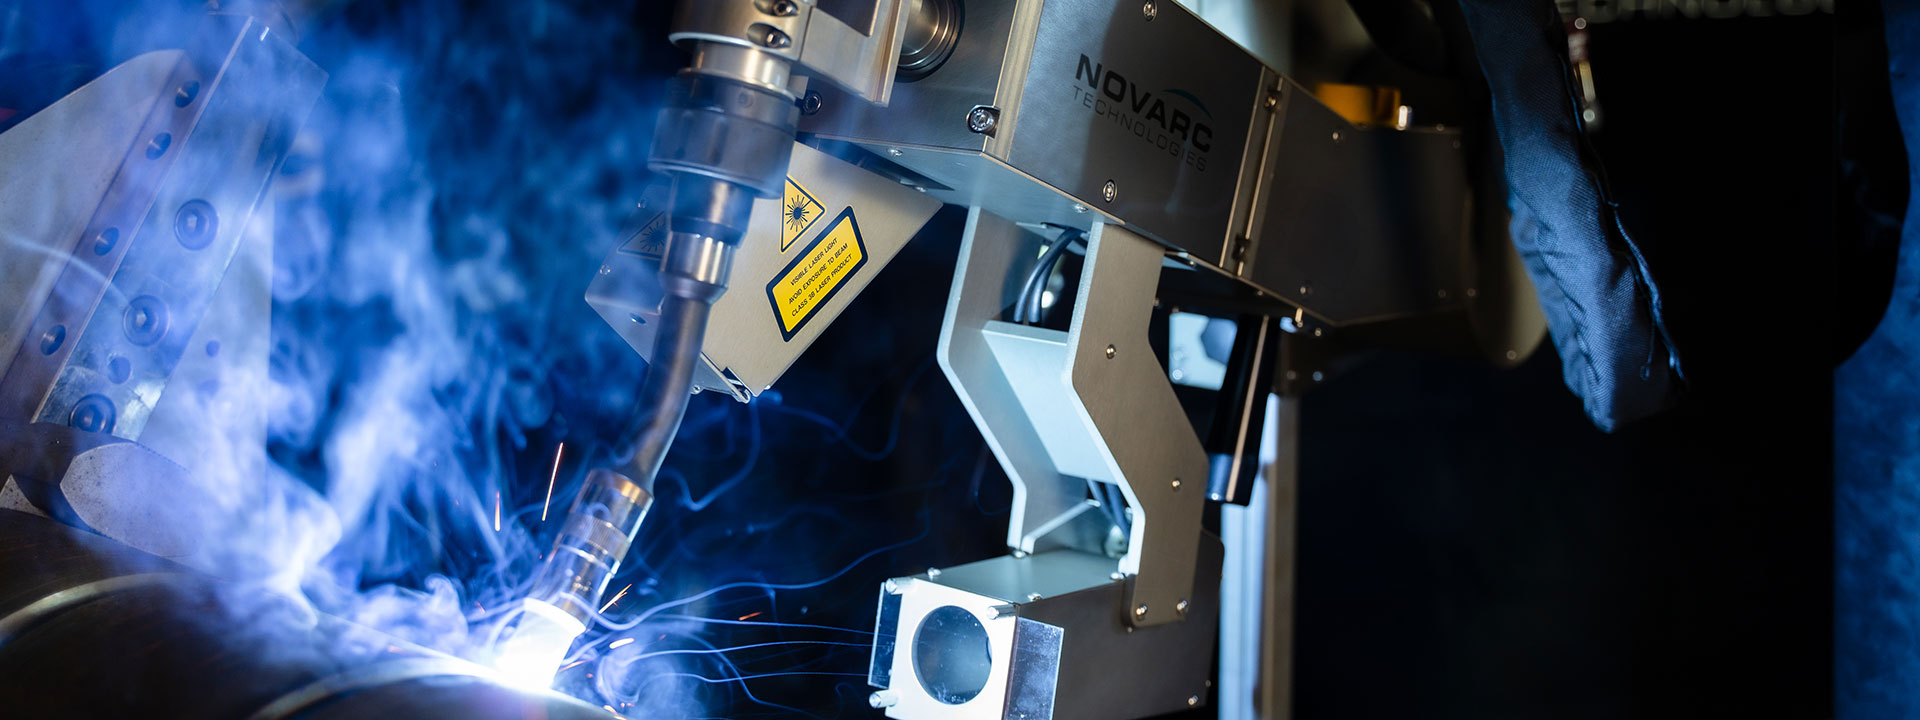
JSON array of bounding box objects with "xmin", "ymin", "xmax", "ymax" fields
[{"xmin": 802, "ymin": 0, "xmax": 1478, "ymax": 328}]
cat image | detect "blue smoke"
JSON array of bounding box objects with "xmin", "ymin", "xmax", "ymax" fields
[{"xmin": 2, "ymin": 0, "xmax": 1012, "ymax": 714}]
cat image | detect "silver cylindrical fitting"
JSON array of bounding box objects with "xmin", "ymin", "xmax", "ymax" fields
[
  {"xmin": 690, "ymin": 42, "xmax": 799, "ymax": 99},
  {"xmin": 662, "ymin": 232, "xmax": 736, "ymax": 289},
  {"xmin": 526, "ymin": 468, "xmax": 654, "ymax": 626}
]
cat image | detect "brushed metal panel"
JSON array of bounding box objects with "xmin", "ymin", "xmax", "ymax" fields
[{"xmin": 1007, "ymin": 0, "xmax": 1264, "ymax": 258}]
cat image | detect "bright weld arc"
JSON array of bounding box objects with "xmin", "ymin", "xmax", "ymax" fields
[
  {"xmin": 494, "ymin": 491, "xmax": 501, "ymax": 532},
  {"xmin": 609, "ymin": 637, "xmax": 635, "ymax": 649},
  {"xmin": 543, "ymin": 442, "xmax": 565, "ymax": 521}
]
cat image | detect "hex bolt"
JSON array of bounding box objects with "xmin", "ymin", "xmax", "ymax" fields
[
  {"xmin": 174, "ymin": 199, "xmax": 217, "ymax": 250},
  {"xmin": 966, "ymin": 106, "xmax": 999, "ymax": 135},
  {"xmin": 92, "ymin": 227, "xmax": 120, "ymax": 256},
  {"xmin": 123, "ymin": 295, "xmax": 169, "ymax": 347},
  {"xmin": 800, "ymin": 90, "xmax": 823, "ymax": 116},
  {"xmin": 1105, "ymin": 344, "xmax": 1117, "ymax": 359},
  {"xmin": 1102, "ymin": 180, "xmax": 1118, "ymax": 202},
  {"xmin": 69, "ymin": 394, "xmax": 116, "ymax": 434},
  {"xmin": 146, "ymin": 132, "xmax": 172, "ymax": 159},
  {"xmin": 1134, "ymin": 603, "xmax": 1149, "ymax": 619},
  {"xmin": 39, "ymin": 325, "xmax": 65, "ymax": 355},
  {"xmin": 1142, "ymin": 0, "xmax": 1158, "ymax": 20}
]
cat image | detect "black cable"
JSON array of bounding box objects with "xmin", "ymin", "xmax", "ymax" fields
[{"xmin": 1014, "ymin": 229, "xmax": 1083, "ymax": 324}]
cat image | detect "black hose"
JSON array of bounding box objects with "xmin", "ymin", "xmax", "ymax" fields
[
  {"xmin": 1015, "ymin": 229, "xmax": 1082, "ymax": 325},
  {"xmin": 618, "ymin": 292, "xmax": 713, "ymax": 492}
]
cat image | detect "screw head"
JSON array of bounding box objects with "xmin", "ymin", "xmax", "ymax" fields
[
  {"xmin": 1026, "ymin": 592, "xmax": 1043, "ymax": 601},
  {"xmin": 1110, "ymin": 571, "xmax": 1125, "ymax": 581},
  {"xmin": 869, "ymin": 691, "xmax": 897, "ymax": 709},
  {"xmin": 926, "ymin": 567, "xmax": 942, "ymax": 578},
  {"xmin": 771, "ymin": 0, "xmax": 799, "ymax": 16},
  {"xmin": 175, "ymin": 199, "xmax": 217, "ymax": 250},
  {"xmin": 888, "ymin": 147, "xmax": 904, "ymax": 157},
  {"xmin": 174, "ymin": 81, "xmax": 200, "ymax": 108},
  {"xmin": 1104, "ymin": 344, "xmax": 1117, "ymax": 359},
  {"xmin": 1176, "ymin": 599, "xmax": 1190, "ymax": 614},
  {"xmin": 1264, "ymin": 93, "xmax": 1278, "ymax": 109},
  {"xmin": 1331, "ymin": 130, "xmax": 1342, "ymax": 143},
  {"xmin": 1188, "ymin": 696, "xmax": 1200, "ymax": 707},
  {"xmin": 966, "ymin": 106, "xmax": 999, "ymax": 134},
  {"xmin": 1134, "ymin": 604, "xmax": 1148, "ymax": 619},
  {"xmin": 69, "ymin": 394, "xmax": 116, "ymax": 434},
  {"xmin": 123, "ymin": 295, "xmax": 169, "ymax": 347},
  {"xmin": 92, "ymin": 227, "xmax": 119, "ymax": 256},
  {"xmin": 761, "ymin": 28, "xmax": 791, "ymax": 48},
  {"xmin": 1102, "ymin": 180, "xmax": 1118, "ymax": 202},
  {"xmin": 39, "ymin": 325, "xmax": 65, "ymax": 355},
  {"xmin": 799, "ymin": 90, "xmax": 823, "ymax": 116},
  {"xmin": 1072, "ymin": 203, "xmax": 1087, "ymax": 213},
  {"xmin": 145, "ymin": 132, "xmax": 171, "ymax": 159},
  {"xmin": 1142, "ymin": 0, "xmax": 1158, "ymax": 19},
  {"xmin": 1171, "ymin": 478, "xmax": 1182, "ymax": 491}
]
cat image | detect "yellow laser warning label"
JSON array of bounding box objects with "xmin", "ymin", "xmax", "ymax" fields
[
  {"xmin": 767, "ymin": 207, "xmax": 866, "ymax": 341},
  {"xmin": 781, "ymin": 177, "xmax": 824, "ymax": 252},
  {"xmin": 617, "ymin": 211, "xmax": 667, "ymax": 258}
]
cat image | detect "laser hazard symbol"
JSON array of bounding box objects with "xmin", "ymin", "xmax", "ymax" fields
[
  {"xmin": 767, "ymin": 207, "xmax": 865, "ymax": 341},
  {"xmin": 781, "ymin": 177, "xmax": 824, "ymax": 252}
]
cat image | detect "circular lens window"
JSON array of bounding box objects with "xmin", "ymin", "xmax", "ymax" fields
[{"xmin": 912, "ymin": 605, "xmax": 991, "ymax": 705}]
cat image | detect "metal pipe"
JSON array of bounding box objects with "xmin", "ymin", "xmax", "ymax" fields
[{"xmin": 0, "ymin": 509, "xmax": 605, "ymax": 719}]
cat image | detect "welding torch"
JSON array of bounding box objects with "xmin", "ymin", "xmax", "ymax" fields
[{"xmin": 493, "ymin": 36, "xmax": 801, "ymax": 686}]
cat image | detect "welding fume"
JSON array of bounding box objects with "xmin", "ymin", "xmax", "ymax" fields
[{"xmin": 0, "ymin": 0, "xmax": 1710, "ymax": 717}]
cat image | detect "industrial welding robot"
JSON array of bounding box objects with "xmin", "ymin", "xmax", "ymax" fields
[
  {"xmin": 520, "ymin": 0, "xmax": 1549, "ymax": 718},
  {"xmin": 0, "ymin": 0, "xmax": 1561, "ymax": 718}
]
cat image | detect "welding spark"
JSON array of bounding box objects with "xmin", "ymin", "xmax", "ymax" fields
[
  {"xmin": 494, "ymin": 491, "xmax": 501, "ymax": 532},
  {"xmin": 560, "ymin": 659, "xmax": 587, "ymax": 672},
  {"xmin": 609, "ymin": 637, "xmax": 635, "ymax": 649},
  {"xmin": 600, "ymin": 583, "xmax": 632, "ymax": 613},
  {"xmin": 543, "ymin": 442, "xmax": 565, "ymax": 521},
  {"xmin": 737, "ymin": 611, "xmax": 762, "ymax": 621}
]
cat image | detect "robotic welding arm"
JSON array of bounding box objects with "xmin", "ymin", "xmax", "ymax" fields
[
  {"xmin": 506, "ymin": 0, "xmax": 941, "ymax": 685},
  {"xmin": 539, "ymin": 0, "xmax": 1547, "ymax": 717}
]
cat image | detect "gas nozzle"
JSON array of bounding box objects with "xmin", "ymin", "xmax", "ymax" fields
[
  {"xmin": 526, "ymin": 467, "xmax": 653, "ymax": 626},
  {"xmin": 492, "ymin": 468, "xmax": 650, "ymax": 688}
]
